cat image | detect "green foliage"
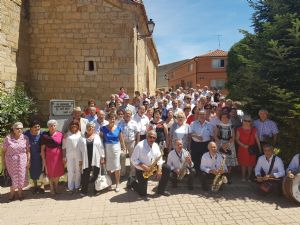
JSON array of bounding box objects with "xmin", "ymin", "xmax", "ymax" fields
[
  {"xmin": 227, "ymin": 0, "xmax": 300, "ymax": 164},
  {"xmin": 0, "ymin": 86, "xmax": 37, "ymax": 136}
]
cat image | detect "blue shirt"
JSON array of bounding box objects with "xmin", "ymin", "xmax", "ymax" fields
[{"xmin": 101, "ymin": 126, "xmax": 122, "ymax": 144}]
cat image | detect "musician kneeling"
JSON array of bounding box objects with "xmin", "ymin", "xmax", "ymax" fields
[
  {"xmin": 255, "ymin": 143, "xmax": 285, "ymax": 195},
  {"xmin": 287, "ymin": 152, "xmax": 300, "ymax": 178},
  {"xmin": 167, "ymin": 139, "xmax": 195, "ymax": 190},
  {"xmin": 200, "ymin": 141, "xmax": 228, "ymax": 192},
  {"xmin": 128, "ymin": 130, "xmax": 171, "ymax": 197}
]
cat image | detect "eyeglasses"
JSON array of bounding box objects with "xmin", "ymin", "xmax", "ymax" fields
[
  {"xmin": 14, "ymin": 128, "xmax": 23, "ymax": 130},
  {"xmin": 148, "ymin": 136, "xmax": 156, "ymax": 139}
]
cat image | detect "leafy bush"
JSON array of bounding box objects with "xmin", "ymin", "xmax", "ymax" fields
[{"xmin": 0, "ymin": 86, "xmax": 37, "ymax": 136}]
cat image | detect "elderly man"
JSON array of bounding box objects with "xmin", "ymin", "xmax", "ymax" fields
[
  {"xmin": 167, "ymin": 139, "xmax": 195, "ymax": 190},
  {"xmin": 172, "ymin": 99, "xmax": 183, "ymax": 117},
  {"xmin": 253, "ymin": 109, "xmax": 279, "ymax": 145},
  {"xmin": 62, "ymin": 107, "xmax": 88, "ymax": 136},
  {"xmin": 190, "ymin": 109, "xmax": 214, "ymax": 173},
  {"xmin": 128, "ymin": 130, "xmax": 171, "ymax": 197},
  {"xmin": 120, "ymin": 94, "xmax": 136, "ymax": 114},
  {"xmin": 95, "ymin": 110, "xmax": 109, "ymax": 134},
  {"xmin": 255, "ymin": 144, "xmax": 285, "ymax": 195},
  {"xmin": 133, "ymin": 105, "xmax": 150, "ymax": 141},
  {"xmin": 200, "ymin": 141, "xmax": 228, "ymax": 191},
  {"xmin": 119, "ymin": 110, "xmax": 140, "ymax": 177},
  {"xmin": 85, "ymin": 106, "xmax": 98, "ymax": 123}
]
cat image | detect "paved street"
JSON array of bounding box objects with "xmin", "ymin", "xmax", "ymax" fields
[{"xmin": 0, "ymin": 176, "xmax": 299, "ymax": 225}]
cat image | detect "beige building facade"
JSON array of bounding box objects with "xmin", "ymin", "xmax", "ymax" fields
[{"xmin": 0, "ymin": 0, "xmax": 159, "ymax": 119}]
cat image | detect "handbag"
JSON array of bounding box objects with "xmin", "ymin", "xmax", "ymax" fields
[
  {"xmin": 259, "ymin": 156, "xmax": 276, "ymax": 193},
  {"xmin": 247, "ymin": 129, "xmax": 258, "ymax": 155},
  {"xmin": 0, "ymin": 169, "xmax": 12, "ymax": 187},
  {"xmin": 95, "ymin": 166, "xmax": 112, "ymax": 191}
]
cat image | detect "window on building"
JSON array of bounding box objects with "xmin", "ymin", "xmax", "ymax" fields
[
  {"xmin": 188, "ymin": 63, "xmax": 193, "ymax": 72},
  {"xmin": 210, "ymin": 79, "xmax": 225, "ymax": 89},
  {"xmin": 175, "ymin": 84, "xmax": 180, "ymax": 89},
  {"xmin": 187, "ymin": 81, "xmax": 192, "ymax": 88},
  {"xmin": 88, "ymin": 61, "xmax": 95, "ymax": 71},
  {"xmin": 212, "ymin": 59, "xmax": 225, "ymax": 68}
]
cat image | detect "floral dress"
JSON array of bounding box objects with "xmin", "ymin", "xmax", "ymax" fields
[{"xmin": 3, "ymin": 134, "xmax": 29, "ymax": 189}]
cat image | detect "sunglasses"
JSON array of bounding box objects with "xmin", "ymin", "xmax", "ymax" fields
[{"xmin": 244, "ymin": 120, "xmax": 251, "ymax": 122}]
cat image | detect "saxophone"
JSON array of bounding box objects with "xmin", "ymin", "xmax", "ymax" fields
[
  {"xmin": 143, "ymin": 149, "xmax": 163, "ymax": 179},
  {"xmin": 211, "ymin": 154, "xmax": 226, "ymax": 192},
  {"xmin": 177, "ymin": 160, "xmax": 189, "ymax": 180}
]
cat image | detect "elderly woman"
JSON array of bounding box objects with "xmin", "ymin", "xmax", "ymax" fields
[
  {"xmin": 2, "ymin": 122, "xmax": 30, "ymax": 201},
  {"xmin": 169, "ymin": 111, "xmax": 190, "ymax": 150},
  {"xmin": 41, "ymin": 120, "xmax": 64, "ymax": 195},
  {"xmin": 165, "ymin": 109, "xmax": 175, "ymax": 131},
  {"xmin": 78, "ymin": 122, "xmax": 105, "ymax": 196},
  {"xmin": 101, "ymin": 112, "xmax": 126, "ymax": 192},
  {"xmin": 62, "ymin": 120, "xmax": 82, "ymax": 193},
  {"xmin": 24, "ymin": 120, "xmax": 44, "ymax": 194},
  {"xmin": 236, "ymin": 115, "xmax": 261, "ymax": 181}
]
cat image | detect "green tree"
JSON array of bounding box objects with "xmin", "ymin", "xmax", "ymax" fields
[{"xmin": 227, "ymin": 0, "xmax": 300, "ymax": 163}]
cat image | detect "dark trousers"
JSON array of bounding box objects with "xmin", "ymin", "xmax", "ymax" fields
[
  {"xmin": 81, "ymin": 166, "xmax": 100, "ymax": 194},
  {"xmin": 170, "ymin": 168, "xmax": 196, "ymax": 188},
  {"xmin": 191, "ymin": 140, "xmax": 209, "ymax": 173},
  {"xmin": 200, "ymin": 172, "xmax": 228, "ymax": 191},
  {"xmin": 131, "ymin": 164, "xmax": 171, "ymax": 196}
]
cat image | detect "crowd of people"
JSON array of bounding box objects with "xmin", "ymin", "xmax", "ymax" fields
[{"xmin": 1, "ymin": 86, "xmax": 299, "ymax": 201}]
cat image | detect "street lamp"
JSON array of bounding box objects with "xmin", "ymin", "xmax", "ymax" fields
[{"xmin": 138, "ymin": 19, "xmax": 155, "ymax": 39}]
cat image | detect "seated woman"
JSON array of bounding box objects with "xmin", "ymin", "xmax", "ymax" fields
[
  {"xmin": 200, "ymin": 141, "xmax": 228, "ymax": 192},
  {"xmin": 254, "ymin": 143, "xmax": 285, "ymax": 195}
]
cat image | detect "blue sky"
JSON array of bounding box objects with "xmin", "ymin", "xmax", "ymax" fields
[{"xmin": 143, "ymin": 0, "xmax": 254, "ymax": 65}]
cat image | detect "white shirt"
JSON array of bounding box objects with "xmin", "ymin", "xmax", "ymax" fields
[
  {"xmin": 62, "ymin": 131, "xmax": 81, "ymax": 157},
  {"xmin": 287, "ymin": 153, "xmax": 300, "ymax": 174},
  {"xmin": 200, "ymin": 152, "xmax": 228, "ymax": 173},
  {"xmin": 133, "ymin": 113, "xmax": 150, "ymax": 135},
  {"xmin": 255, "ymin": 155, "xmax": 285, "ymax": 178},
  {"xmin": 119, "ymin": 119, "xmax": 140, "ymax": 142},
  {"xmin": 173, "ymin": 107, "xmax": 183, "ymax": 117},
  {"xmin": 169, "ymin": 123, "xmax": 191, "ymax": 149},
  {"xmin": 95, "ymin": 119, "xmax": 109, "ymax": 134},
  {"xmin": 167, "ymin": 149, "xmax": 194, "ymax": 171},
  {"xmin": 131, "ymin": 140, "xmax": 163, "ymax": 171},
  {"xmin": 190, "ymin": 120, "xmax": 213, "ymax": 142}
]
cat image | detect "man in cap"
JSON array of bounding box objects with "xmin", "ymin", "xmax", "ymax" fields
[{"xmin": 120, "ymin": 94, "xmax": 136, "ymax": 114}]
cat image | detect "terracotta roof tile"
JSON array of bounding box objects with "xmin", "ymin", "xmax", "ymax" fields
[{"xmin": 198, "ymin": 49, "xmax": 228, "ymax": 57}]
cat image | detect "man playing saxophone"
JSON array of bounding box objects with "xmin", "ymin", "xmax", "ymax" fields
[
  {"xmin": 167, "ymin": 139, "xmax": 195, "ymax": 190},
  {"xmin": 128, "ymin": 130, "xmax": 171, "ymax": 197},
  {"xmin": 200, "ymin": 141, "xmax": 228, "ymax": 191}
]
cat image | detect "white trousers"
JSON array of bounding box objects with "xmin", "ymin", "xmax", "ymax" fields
[
  {"xmin": 66, "ymin": 154, "xmax": 81, "ymax": 190},
  {"xmin": 120, "ymin": 140, "xmax": 136, "ymax": 176}
]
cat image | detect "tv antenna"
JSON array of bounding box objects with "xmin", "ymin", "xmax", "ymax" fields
[{"xmin": 217, "ymin": 35, "xmax": 222, "ymax": 49}]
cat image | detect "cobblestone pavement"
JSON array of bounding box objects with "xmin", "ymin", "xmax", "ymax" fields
[{"xmin": 0, "ymin": 176, "xmax": 299, "ymax": 225}]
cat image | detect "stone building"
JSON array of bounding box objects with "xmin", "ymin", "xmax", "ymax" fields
[
  {"xmin": 167, "ymin": 49, "xmax": 227, "ymax": 92},
  {"xmin": 0, "ymin": 0, "xmax": 159, "ymax": 119}
]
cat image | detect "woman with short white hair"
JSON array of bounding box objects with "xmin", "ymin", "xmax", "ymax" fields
[
  {"xmin": 3, "ymin": 122, "xmax": 30, "ymax": 201},
  {"xmin": 41, "ymin": 119, "xmax": 64, "ymax": 195}
]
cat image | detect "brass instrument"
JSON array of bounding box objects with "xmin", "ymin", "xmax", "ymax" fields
[
  {"xmin": 211, "ymin": 154, "xmax": 226, "ymax": 192},
  {"xmin": 177, "ymin": 159, "xmax": 189, "ymax": 180},
  {"xmin": 143, "ymin": 149, "xmax": 163, "ymax": 179}
]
